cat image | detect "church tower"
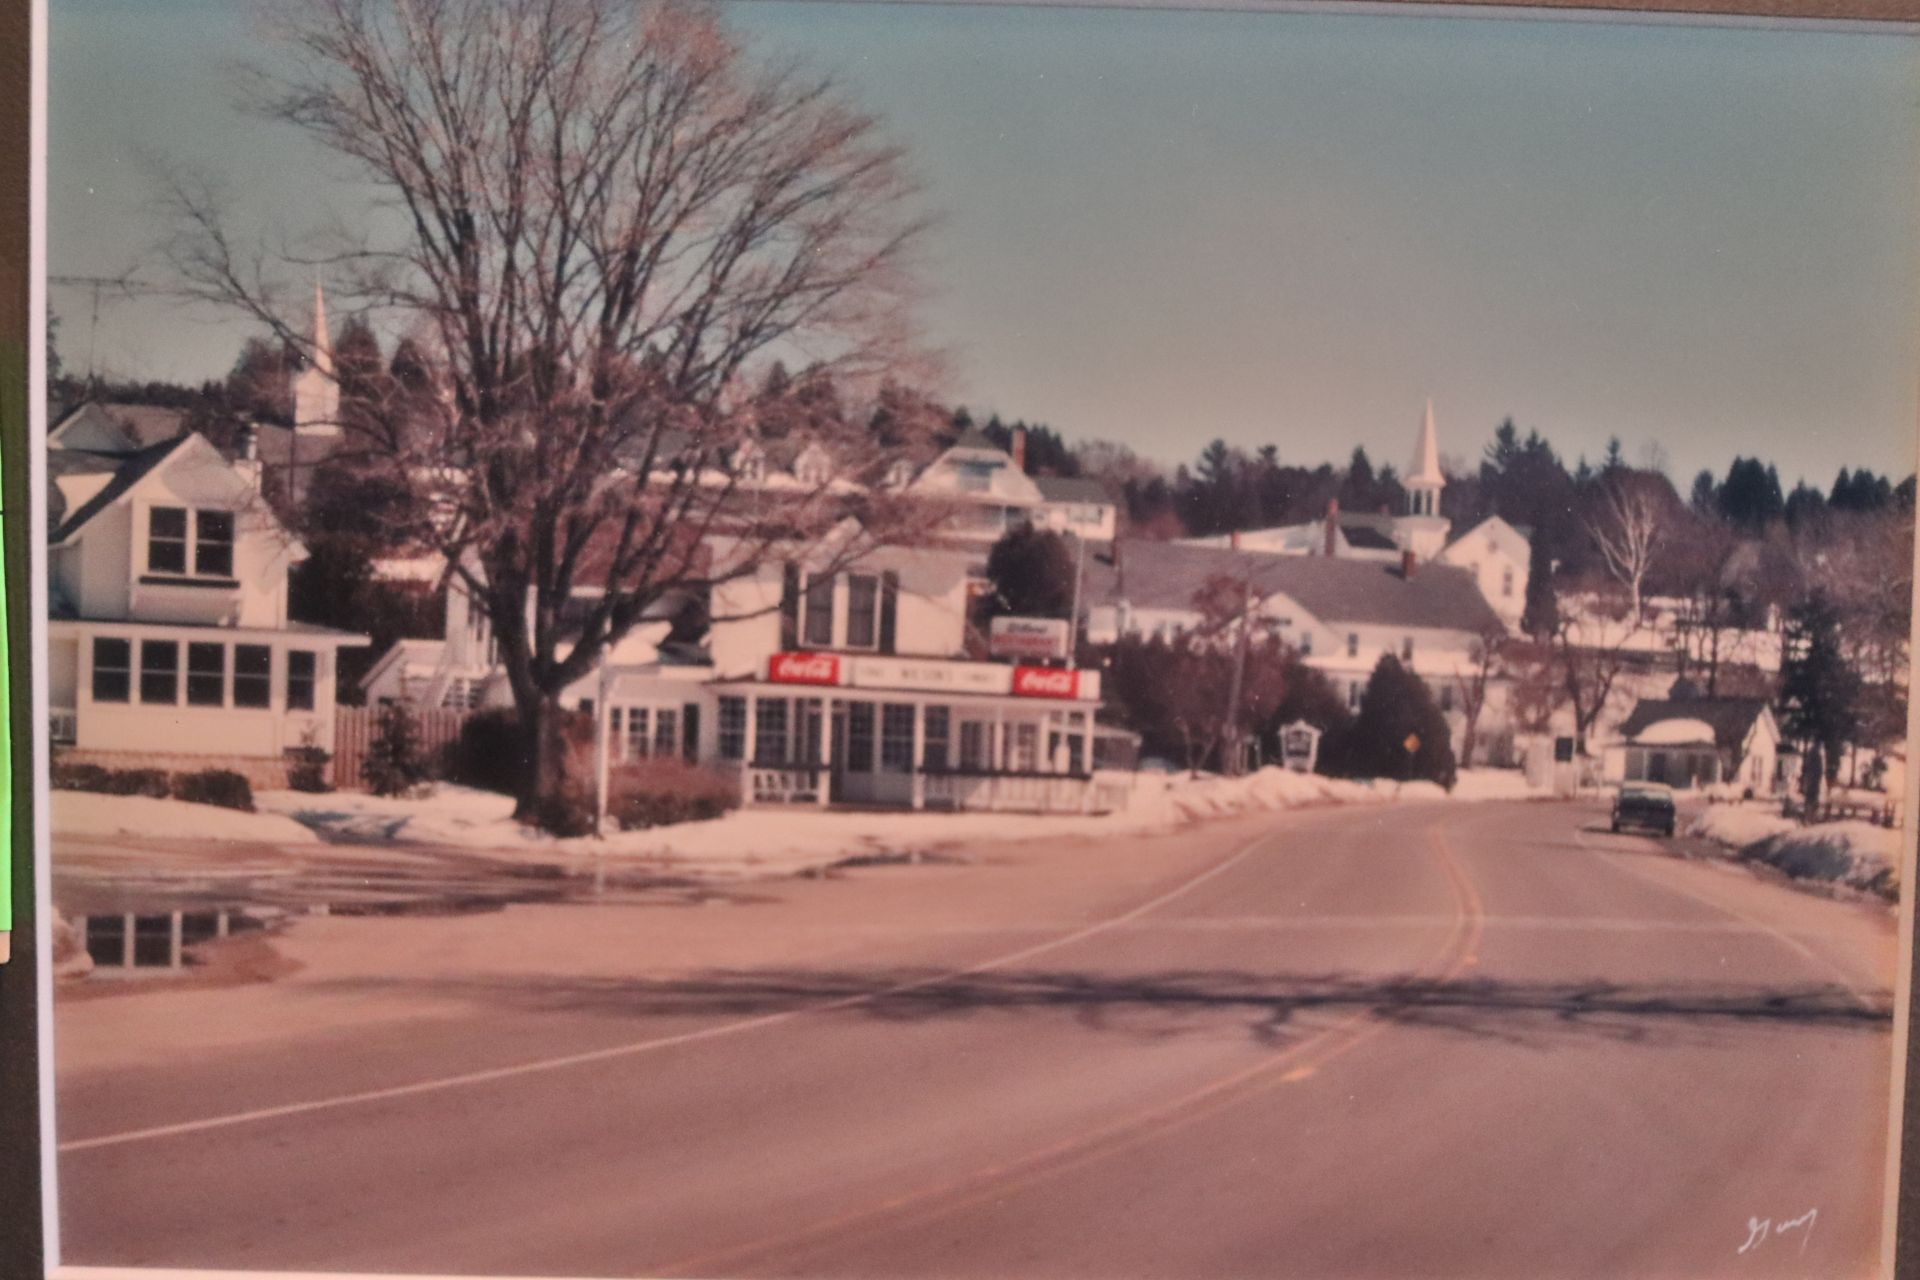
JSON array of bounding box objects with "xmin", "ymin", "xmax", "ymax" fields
[
  {"xmin": 1405, "ymin": 396, "xmax": 1445, "ymax": 518},
  {"xmin": 1396, "ymin": 397, "xmax": 1452, "ymax": 561},
  {"xmin": 292, "ymin": 280, "xmax": 340, "ymax": 438}
]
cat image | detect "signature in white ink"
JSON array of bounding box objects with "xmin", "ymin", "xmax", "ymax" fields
[{"xmin": 1738, "ymin": 1208, "xmax": 1818, "ymax": 1256}]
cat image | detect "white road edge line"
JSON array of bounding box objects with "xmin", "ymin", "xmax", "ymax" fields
[{"xmin": 61, "ymin": 820, "xmax": 1287, "ymax": 1155}]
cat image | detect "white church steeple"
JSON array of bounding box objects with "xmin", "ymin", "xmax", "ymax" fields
[
  {"xmin": 293, "ymin": 279, "xmax": 340, "ymax": 437},
  {"xmin": 1405, "ymin": 396, "xmax": 1445, "ymax": 518}
]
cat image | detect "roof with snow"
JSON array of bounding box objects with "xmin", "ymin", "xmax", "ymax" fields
[
  {"xmin": 1091, "ymin": 540, "xmax": 1505, "ymax": 634},
  {"xmin": 1620, "ymin": 697, "xmax": 1771, "ymax": 751},
  {"xmin": 1034, "ymin": 475, "xmax": 1111, "ymax": 504},
  {"xmin": 48, "ymin": 436, "xmax": 192, "ymax": 542}
]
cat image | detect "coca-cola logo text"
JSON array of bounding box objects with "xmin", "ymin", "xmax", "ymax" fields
[
  {"xmin": 768, "ymin": 652, "xmax": 842, "ymax": 685},
  {"xmin": 1012, "ymin": 666, "xmax": 1079, "ymax": 699}
]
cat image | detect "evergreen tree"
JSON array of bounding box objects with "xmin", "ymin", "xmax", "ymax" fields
[
  {"xmin": 1777, "ymin": 592, "xmax": 1862, "ymax": 809},
  {"xmin": 1689, "ymin": 468, "xmax": 1719, "ymax": 515},
  {"xmin": 982, "ymin": 525, "xmax": 1078, "ymax": 621},
  {"xmin": 1521, "ymin": 536, "xmax": 1559, "ymax": 640},
  {"xmin": 362, "ymin": 702, "xmax": 433, "ymax": 797},
  {"xmin": 1326, "ymin": 654, "xmax": 1457, "ymax": 788}
]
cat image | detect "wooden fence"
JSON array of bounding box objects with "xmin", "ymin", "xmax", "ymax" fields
[{"xmin": 331, "ymin": 706, "xmax": 474, "ymax": 791}]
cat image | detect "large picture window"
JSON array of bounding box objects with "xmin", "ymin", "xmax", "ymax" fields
[
  {"xmin": 234, "ymin": 645, "xmax": 272, "ymax": 708},
  {"xmin": 186, "ymin": 642, "xmax": 226, "ymax": 706},
  {"xmin": 139, "ymin": 640, "xmax": 179, "ymax": 704},
  {"xmin": 91, "ymin": 637, "xmax": 131, "ymax": 703},
  {"xmin": 286, "ymin": 650, "xmax": 317, "ymax": 711}
]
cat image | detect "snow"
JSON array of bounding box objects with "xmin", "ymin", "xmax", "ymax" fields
[
  {"xmin": 1688, "ymin": 803, "xmax": 1899, "ymax": 898},
  {"xmin": 1634, "ymin": 718, "xmax": 1717, "ymax": 746},
  {"xmin": 53, "ymin": 792, "xmax": 322, "ymax": 845},
  {"xmin": 256, "ymin": 766, "xmax": 1549, "ymax": 877}
]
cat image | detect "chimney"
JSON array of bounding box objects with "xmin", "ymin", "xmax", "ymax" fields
[
  {"xmin": 1402, "ymin": 549, "xmax": 1417, "ymax": 578},
  {"xmin": 234, "ymin": 424, "xmax": 263, "ymax": 491},
  {"xmin": 1324, "ymin": 499, "xmax": 1339, "ymax": 558},
  {"xmin": 1011, "ymin": 426, "xmax": 1027, "ymax": 474},
  {"xmin": 1230, "ymin": 529, "xmax": 1242, "ymax": 551}
]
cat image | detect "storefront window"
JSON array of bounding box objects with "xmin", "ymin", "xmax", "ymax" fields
[
  {"xmin": 880, "ymin": 704, "xmax": 914, "ymax": 772},
  {"xmin": 846, "ymin": 701, "xmax": 875, "ymax": 772},
  {"xmin": 718, "ymin": 696, "xmax": 746, "ymax": 760},
  {"xmin": 959, "ymin": 720, "xmax": 990, "ymax": 770},
  {"xmin": 1010, "ymin": 722, "xmax": 1040, "ymax": 772},
  {"xmin": 756, "ymin": 698, "xmax": 790, "ymax": 765},
  {"xmin": 923, "ymin": 707, "xmax": 951, "ymax": 770}
]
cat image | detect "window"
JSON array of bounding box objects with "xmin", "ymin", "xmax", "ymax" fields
[
  {"xmin": 1346, "ymin": 633, "xmax": 1359, "ymax": 658},
  {"xmin": 147, "ymin": 508, "xmax": 188, "ymax": 574},
  {"xmin": 846, "ymin": 702, "xmax": 875, "ymax": 772},
  {"xmin": 1402, "ymin": 636, "xmax": 1414, "ymax": 661},
  {"xmin": 846, "ymin": 575, "xmax": 879, "ymax": 649},
  {"xmin": 1440, "ymin": 683, "xmax": 1455, "ymax": 713},
  {"xmin": 880, "ymin": 704, "xmax": 915, "ymax": 772},
  {"xmin": 959, "ymin": 720, "xmax": 990, "ymax": 770},
  {"xmin": 1009, "ymin": 722, "xmax": 1040, "ymax": 772},
  {"xmin": 1348, "ymin": 680, "xmax": 1362, "ymax": 711},
  {"xmin": 756, "ymin": 698, "xmax": 790, "ymax": 765},
  {"xmin": 956, "ymin": 462, "xmax": 994, "ymax": 493},
  {"xmin": 654, "ymin": 708, "xmax": 679, "ymax": 758},
  {"xmin": 923, "ymin": 707, "xmax": 951, "ymax": 771},
  {"xmin": 1502, "ymin": 566, "xmax": 1515, "ymax": 598},
  {"xmin": 186, "ymin": 642, "xmax": 225, "ymax": 706},
  {"xmin": 139, "ymin": 640, "xmax": 179, "ymax": 704},
  {"xmin": 1299, "ymin": 631, "xmax": 1313, "ymax": 656},
  {"xmin": 92, "ymin": 637, "xmax": 131, "ymax": 703},
  {"xmin": 803, "ymin": 574, "xmax": 835, "ymax": 648},
  {"xmin": 718, "ymin": 696, "xmax": 747, "ymax": 761},
  {"xmin": 287, "ymin": 650, "xmax": 317, "ymax": 711},
  {"xmin": 195, "ymin": 510, "xmax": 235, "ymax": 577},
  {"xmin": 234, "ymin": 645, "xmax": 272, "ymax": 708}
]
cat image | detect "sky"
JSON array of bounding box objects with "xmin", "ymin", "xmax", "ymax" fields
[{"xmin": 44, "ymin": 0, "xmax": 1920, "ymax": 488}]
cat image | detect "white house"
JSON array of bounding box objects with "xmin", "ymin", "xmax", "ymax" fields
[
  {"xmin": 1084, "ymin": 538, "xmax": 1511, "ymax": 757},
  {"xmin": 47, "ymin": 425, "xmax": 368, "ymax": 786},
  {"xmin": 1605, "ymin": 682, "xmax": 1790, "ymax": 795},
  {"xmin": 907, "ymin": 425, "xmax": 1117, "ymax": 543},
  {"xmin": 1180, "ymin": 401, "xmax": 1530, "ymax": 625}
]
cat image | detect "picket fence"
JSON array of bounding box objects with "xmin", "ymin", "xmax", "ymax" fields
[{"xmin": 331, "ymin": 706, "xmax": 473, "ymax": 791}]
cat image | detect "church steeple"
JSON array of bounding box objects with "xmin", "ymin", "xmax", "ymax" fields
[
  {"xmin": 1405, "ymin": 397, "xmax": 1445, "ymax": 518},
  {"xmin": 293, "ymin": 278, "xmax": 340, "ymax": 436}
]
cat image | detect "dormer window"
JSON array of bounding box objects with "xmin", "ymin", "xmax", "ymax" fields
[
  {"xmin": 146, "ymin": 506, "xmax": 236, "ymax": 580},
  {"xmin": 957, "ymin": 461, "xmax": 995, "ymax": 493}
]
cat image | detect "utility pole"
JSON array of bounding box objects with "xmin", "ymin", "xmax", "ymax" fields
[{"xmin": 1221, "ymin": 566, "xmax": 1256, "ymax": 776}]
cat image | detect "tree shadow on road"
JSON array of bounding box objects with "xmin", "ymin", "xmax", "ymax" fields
[{"xmin": 309, "ymin": 966, "xmax": 1892, "ymax": 1052}]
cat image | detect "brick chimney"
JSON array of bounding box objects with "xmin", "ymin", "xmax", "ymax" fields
[
  {"xmin": 1011, "ymin": 426, "xmax": 1027, "ymax": 474},
  {"xmin": 1402, "ymin": 548, "xmax": 1417, "ymax": 578},
  {"xmin": 1324, "ymin": 499, "xmax": 1339, "ymax": 558}
]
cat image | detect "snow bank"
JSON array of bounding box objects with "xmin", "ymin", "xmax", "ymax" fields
[
  {"xmin": 258, "ymin": 767, "xmax": 1546, "ymax": 876},
  {"xmin": 53, "ymin": 792, "xmax": 322, "ymax": 845},
  {"xmin": 1688, "ymin": 804, "xmax": 1898, "ymax": 899}
]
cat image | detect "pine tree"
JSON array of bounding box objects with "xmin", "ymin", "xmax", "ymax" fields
[
  {"xmin": 1328, "ymin": 654, "xmax": 1457, "ymax": 788},
  {"xmin": 1521, "ymin": 537, "xmax": 1559, "ymax": 640},
  {"xmin": 362, "ymin": 702, "xmax": 433, "ymax": 797},
  {"xmin": 1777, "ymin": 592, "xmax": 1862, "ymax": 809}
]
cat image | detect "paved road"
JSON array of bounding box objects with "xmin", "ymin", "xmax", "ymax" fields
[{"xmin": 56, "ymin": 801, "xmax": 1897, "ymax": 1278}]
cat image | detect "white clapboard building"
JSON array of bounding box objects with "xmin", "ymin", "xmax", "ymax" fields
[{"xmin": 46, "ymin": 410, "xmax": 368, "ymax": 786}]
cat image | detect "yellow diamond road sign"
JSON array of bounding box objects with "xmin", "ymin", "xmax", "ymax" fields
[{"xmin": 1403, "ymin": 733, "xmax": 1421, "ymax": 754}]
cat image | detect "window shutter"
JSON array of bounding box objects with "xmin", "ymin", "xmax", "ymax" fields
[
  {"xmin": 682, "ymin": 704, "xmax": 701, "ymax": 762},
  {"xmin": 779, "ymin": 563, "xmax": 800, "ymax": 649},
  {"xmin": 879, "ymin": 570, "xmax": 900, "ymax": 654}
]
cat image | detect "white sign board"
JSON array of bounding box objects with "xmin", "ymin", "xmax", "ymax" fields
[{"xmin": 989, "ymin": 616, "xmax": 1073, "ymax": 661}]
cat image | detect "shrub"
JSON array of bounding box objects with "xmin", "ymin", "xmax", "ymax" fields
[
  {"xmin": 50, "ymin": 761, "xmax": 113, "ymax": 793},
  {"xmin": 285, "ymin": 745, "xmax": 333, "ymax": 793},
  {"xmin": 608, "ymin": 757, "xmax": 741, "ymax": 831},
  {"xmin": 363, "ymin": 702, "xmax": 433, "ymax": 797},
  {"xmin": 447, "ymin": 707, "xmax": 527, "ymax": 795},
  {"xmin": 171, "ymin": 769, "xmax": 255, "ymax": 812},
  {"xmin": 103, "ymin": 768, "xmax": 172, "ymax": 799}
]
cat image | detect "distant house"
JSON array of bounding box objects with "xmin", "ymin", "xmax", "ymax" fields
[
  {"xmin": 1607, "ymin": 681, "xmax": 1789, "ymax": 794},
  {"xmin": 1434, "ymin": 515, "xmax": 1530, "ymax": 629},
  {"xmin": 47, "ymin": 425, "xmax": 368, "ymax": 787},
  {"xmin": 907, "ymin": 425, "xmax": 1117, "ymax": 543},
  {"xmin": 1084, "ymin": 537, "xmax": 1509, "ymax": 755}
]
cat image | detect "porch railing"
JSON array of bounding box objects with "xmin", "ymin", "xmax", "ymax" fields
[
  {"xmin": 922, "ymin": 768, "xmax": 1114, "ymax": 815},
  {"xmin": 743, "ymin": 759, "xmax": 827, "ymax": 805}
]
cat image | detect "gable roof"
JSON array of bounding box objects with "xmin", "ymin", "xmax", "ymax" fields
[
  {"xmin": 1033, "ymin": 475, "xmax": 1111, "ymax": 505},
  {"xmin": 1092, "ymin": 540, "xmax": 1505, "ymax": 634},
  {"xmin": 1619, "ymin": 697, "xmax": 1770, "ymax": 751},
  {"xmin": 50, "ymin": 402, "xmax": 188, "ymax": 454},
  {"xmin": 49, "ymin": 436, "xmax": 193, "ymax": 543}
]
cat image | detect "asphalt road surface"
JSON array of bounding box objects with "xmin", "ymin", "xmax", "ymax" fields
[{"xmin": 56, "ymin": 800, "xmax": 1898, "ymax": 1279}]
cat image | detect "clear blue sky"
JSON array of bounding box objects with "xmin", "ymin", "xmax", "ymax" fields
[{"xmin": 46, "ymin": 0, "xmax": 1920, "ymax": 488}]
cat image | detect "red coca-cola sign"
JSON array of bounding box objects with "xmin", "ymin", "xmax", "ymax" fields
[
  {"xmin": 1012, "ymin": 666, "xmax": 1080, "ymax": 699},
  {"xmin": 768, "ymin": 652, "xmax": 842, "ymax": 686}
]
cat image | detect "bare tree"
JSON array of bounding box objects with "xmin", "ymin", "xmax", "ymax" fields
[
  {"xmin": 1450, "ymin": 625, "xmax": 1506, "ymax": 770},
  {"xmin": 1585, "ymin": 471, "xmax": 1670, "ymax": 620},
  {"xmin": 160, "ymin": 0, "xmax": 936, "ymax": 823},
  {"xmin": 1551, "ymin": 589, "xmax": 1644, "ymax": 755}
]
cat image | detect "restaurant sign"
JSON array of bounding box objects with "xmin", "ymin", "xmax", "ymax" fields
[
  {"xmin": 989, "ymin": 616, "xmax": 1072, "ymax": 661},
  {"xmin": 764, "ymin": 652, "xmax": 1099, "ymax": 701}
]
